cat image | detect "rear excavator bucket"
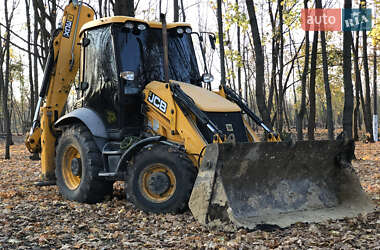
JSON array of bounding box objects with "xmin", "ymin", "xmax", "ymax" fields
[{"xmin": 189, "ymin": 140, "xmax": 375, "ymax": 229}]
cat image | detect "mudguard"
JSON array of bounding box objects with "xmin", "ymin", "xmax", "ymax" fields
[{"xmin": 55, "ymin": 108, "xmax": 108, "ymax": 139}]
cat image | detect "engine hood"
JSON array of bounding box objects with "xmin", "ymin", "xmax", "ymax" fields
[{"xmin": 145, "ymin": 81, "xmax": 240, "ymax": 112}]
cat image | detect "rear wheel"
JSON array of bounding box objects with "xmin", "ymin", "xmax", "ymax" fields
[
  {"xmin": 55, "ymin": 124, "xmax": 113, "ymax": 203},
  {"xmin": 127, "ymin": 144, "xmax": 197, "ymax": 213}
]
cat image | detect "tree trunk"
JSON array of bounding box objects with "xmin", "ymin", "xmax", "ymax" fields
[
  {"xmin": 297, "ymin": 0, "xmax": 310, "ymax": 141},
  {"xmin": 277, "ymin": 0, "xmax": 284, "ymax": 134},
  {"xmin": 352, "ymin": 32, "xmax": 362, "ymax": 141},
  {"xmin": 320, "ymin": 33, "xmax": 334, "ymax": 139},
  {"xmin": 245, "ymin": 0, "xmax": 271, "ymax": 127},
  {"xmin": 362, "ymin": 1, "xmax": 373, "ymax": 140},
  {"xmin": 3, "ymin": 0, "xmax": 12, "ymax": 159},
  {"xmin": 342, "ymin": 0, "xmax": 354, "ymax": 139},
  {"xmin": 98, "ymin": 0, "xmax": 103, "ymax": 18},
  {"xmin": 174, "ymin": 0, "xmax": 179, "ymax": 22},
  {"xmin": 180, "ymin": 0, "xmax": 186, "ymax": 22},
  {"xmin": 267, "ymin": 0, "xmax": 277, "ymax": 118},
  {"xmin": 217, "ymin": 0, "xmax": 226, "ymax": 87},
  {"xmin": 32, "ymin": 0, "xmax": 39, "ymax": 107},
  {"xmin": 25, "ymin": 0, "xmax": 35, "ymax": 125},
  {"xmin": 307, "ymin": 31, "xmax": 318, "ymax": 141},
  {"xmin": 317, "ymin": 0, "xmax": 334, "ymax": 140},
  {"xmin": 374, "ymin": 47, "xmax": 378, "ymax": 141},
  {"xmin": 113, "ymin": 0, "xmax": 134, "ymax": 16},
  {"xmin": 236, "ymin": 0, "xmax": 242, "ymax": 96}
]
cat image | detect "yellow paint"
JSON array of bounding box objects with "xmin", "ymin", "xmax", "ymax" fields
[
  {"xmin": 80, "ymin": 16, "xmax": 191, "ymax": 36},
  {"xmin": 141, "ymin": 163, "xmax": 176, "ymax": 202},
  {"xmin": 170, "ymin": 81, "xmax": 241, "ymax": 112},
  {"xmin": 144, "ymin": 81, "xmax": 207, "ymax": 167},
  {"xmin": 61, "ymin": 146, "xmax": 81, "ymax": 190}
]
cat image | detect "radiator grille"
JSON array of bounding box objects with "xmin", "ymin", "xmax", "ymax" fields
[{"xmin": 197, "ymin": 112, "xmax": 248, "ymax": 143}]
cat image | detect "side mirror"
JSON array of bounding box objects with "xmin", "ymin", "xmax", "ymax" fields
[
  {"xmin": 81, "ymin": 37, "xmax": 91, "ymax": 47},
  {"xmin": 209, "ymin": 34, "xmax": 216, "ymax": 50}
]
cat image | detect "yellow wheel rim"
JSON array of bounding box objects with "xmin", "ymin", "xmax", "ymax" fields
[
  {"xmin": 141, "ymin": 164, "xmax": 176, "ymax": 202},
  {"xmin": 62, "ymin": 146, "xmax": 81, "ymax": 190}
]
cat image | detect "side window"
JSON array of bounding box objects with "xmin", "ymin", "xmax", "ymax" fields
[{"xmin": 82, "ymin": 26, "xmax": 120, "ymax": 129}]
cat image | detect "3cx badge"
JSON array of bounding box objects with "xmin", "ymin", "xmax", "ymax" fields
[{"xmin": 63, "ymin": 14, "xmax": 74, "ymax": 38}]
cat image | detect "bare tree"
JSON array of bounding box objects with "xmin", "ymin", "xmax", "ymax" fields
[
  {"xmin": 25, "ymin": 0, "xmax": 34, "ymax": 124},
  {"xmin": 342, "ymin": 0, "xmax": 354, "ymax": 139},
  {"xmin": 318, "ymin": 0, "xmax": 334, "ymax": 140},
  {"xmin": 362, "ymin": 0, "xmax": 373, "ymax": 140},
  {"xmin": 352, "ymin": 32, "xmax": 363, "ymax": 141},
  {"xmin": 276, "ymin": 0, "xmax": 285, "ymax": 134},
  {"xmin": 113, "ymin": 0, "xmax": 134, "ymax": 16},
  {"xmin": 373, "ymin": 46, "xmax": 378, "ymax": 141},
  {"xmin": 180, "ymin": 0, "xmax": 185, "ymax": 22},
  {"xmin": 297, "ymin": 0, "xmax": 310, "ymax": 140},
  {"xmin": 217, "ymin": 0, "xmax": 226, "ymax": 86},
  {"xmin": 245, "ymin": 0, "xmax": 271, "ymax": 127},
  {"xmin": 2, "ymin": 0, "xmax": 18, "ymax": 159},
  {"xmin": 307, "ymin": 31, "xmax": 318, "ymax": 141},
  {"xmin": 174, "ymin": 0, "xmax": 179, "ymax": 22},
  {"xmin": 236, "ymin": 0, "xmax": 242, "ymax": 96}
]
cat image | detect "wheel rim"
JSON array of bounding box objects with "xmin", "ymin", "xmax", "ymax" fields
[
  {"xmin": 62, "ymin": 146, "xmax": 81, "ymax": 190},
  {"xmin": 141, "ymin": 163, "xmax": 176, "ymax": 202}
]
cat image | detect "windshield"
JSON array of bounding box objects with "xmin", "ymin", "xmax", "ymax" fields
[{"xmin": 114, "ymin": 25, "xmax": 201, "ymax": 87}]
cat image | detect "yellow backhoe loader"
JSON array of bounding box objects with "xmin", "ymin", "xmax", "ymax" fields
[{"xmin": 25, "ymin": 1, "xmax": 374, "ymax": 229}]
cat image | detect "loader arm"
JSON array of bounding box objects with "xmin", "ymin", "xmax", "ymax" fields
[
  {"xmin": 218, "ymin": 85, "xmax": 281, "ymax": 142},
  {"xmin": 25, "ymin": 2, "xmax": 94, "ymax": 181}
]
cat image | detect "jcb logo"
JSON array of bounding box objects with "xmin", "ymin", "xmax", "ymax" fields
[
  {"xmin": 148, "ymin": 92, "xmax": 167, "ymax": 114},
  {"xmin": 63, "ymin": 15, "xmax": 74, "ymax": 38}
]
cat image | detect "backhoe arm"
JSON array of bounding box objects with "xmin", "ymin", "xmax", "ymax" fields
[{"xmin": 25, "ymin": 1, "xmax": 94, "ymax": 181}]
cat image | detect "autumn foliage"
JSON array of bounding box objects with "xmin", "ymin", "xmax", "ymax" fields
[{"xmin": 0, "ymin": 137, "xmax": 378, "ymax": 248}]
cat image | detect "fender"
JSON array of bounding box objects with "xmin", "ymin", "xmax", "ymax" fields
[
  {"xmin": 55, "ymin": 108, "xmax": 109, "ymax": 152},
  {"xmin": 114, "ymin": 136, "xmax": 166, "ymax": 174},
  {"xmin": 55, "ymin": 107, "xmax": 108, "ymax": 138}
]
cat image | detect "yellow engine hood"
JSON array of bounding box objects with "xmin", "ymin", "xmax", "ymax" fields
[{"xmin": 145, "ymin": 81, "xmax": 240, "ymax": 112}]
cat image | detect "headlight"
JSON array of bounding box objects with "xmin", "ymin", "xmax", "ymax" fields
[
  {"xmin": 185, "ymin": 27, "xmax": 192, "ymax": 34},
  {"xmin": 120, "ymin": 71, "xmax": 135, "ymax": 81},
  {"xmin": 137, "ymin": 23, "xmax": 147, "ymax": 31},
  {"xmin": 124, "ymin": 21, "xmax": 134, "ymax": 29},
  {"xmin": 176, "ymin": 28, "xmax": 184, "ymax": 34},
  {"xmin": 202, "ymin": 73, "xmax": 214, "ymax": 83}
]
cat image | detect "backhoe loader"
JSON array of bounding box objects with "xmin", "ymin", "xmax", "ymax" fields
[{"xmin": 25, "ymin": 1, "xmax": 374, "ymax": 229}]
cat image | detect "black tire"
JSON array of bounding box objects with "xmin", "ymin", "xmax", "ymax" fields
[
  {"xmin": 55, "ymin": 124, "xmax": 113, "ymax": 203},
  {"xmin": 127, "ymin": 144, "xmax": 197, "ymax": 213}
]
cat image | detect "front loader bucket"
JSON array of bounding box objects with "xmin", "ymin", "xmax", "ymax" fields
[{"xmin": 189, "ymin": 140, "xmax": 375, "ymax": 229}]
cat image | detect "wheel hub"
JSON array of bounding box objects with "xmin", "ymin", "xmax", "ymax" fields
[
  {"xmin": 147, "ymin": 172, "xmax": 170, "ymax": 196},
  {"xmin": 71, "ymin": 158, "xmax": 82, "ymax": 177}
]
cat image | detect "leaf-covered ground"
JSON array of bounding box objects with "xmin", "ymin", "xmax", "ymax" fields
[{"xmin": 0, "ymin": 138, "xmax": 379, "ymax": 249}]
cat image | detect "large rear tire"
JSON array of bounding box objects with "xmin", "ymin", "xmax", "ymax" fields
[
  {"xmin": 127, "ymin": 144, "xmax": 197, "ymax": 213},
  {"xmin": 55, "ymin": 124, "xmax": 113, "ymax": 203}
]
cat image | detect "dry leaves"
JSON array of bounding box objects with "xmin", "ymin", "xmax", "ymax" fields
[{"xmin": 0, "ymin": 137, "xmax": 379, "ymax": 249}]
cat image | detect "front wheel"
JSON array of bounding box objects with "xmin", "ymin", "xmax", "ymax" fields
[
  {"xmin": 55, "ymin": 124, "xmax": 113, "ymax": 203},
  {"xmin": 127, "ymin": 144, "xmax": 197, "ymax": 213}
]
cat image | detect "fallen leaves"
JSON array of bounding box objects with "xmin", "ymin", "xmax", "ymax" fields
[{"xmin": 0, "ymin": 138, "xmax": 379, "ymax": 249}]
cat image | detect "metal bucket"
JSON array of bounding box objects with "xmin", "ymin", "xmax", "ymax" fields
[{"xmin": 189, "ymin": 140, "xmax": 374, "ymax": 229}]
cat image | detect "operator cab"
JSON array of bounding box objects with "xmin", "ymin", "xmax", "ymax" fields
[{"xmin": 77, "ymin": 17, "xmax": 201, "ymax": 138}]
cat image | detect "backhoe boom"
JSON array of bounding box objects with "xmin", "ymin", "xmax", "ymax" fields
[{"xmin": 25, "ymin": 2, "xmax": 94, "ymax": 181}]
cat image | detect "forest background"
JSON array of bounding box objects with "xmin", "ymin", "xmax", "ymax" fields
[{"xmin": 0, "ymin": 0, "xmax": 379, "ymax": 159}]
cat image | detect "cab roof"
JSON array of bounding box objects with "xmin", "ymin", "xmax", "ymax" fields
[{"xmin": 80, "ymin": 16, "xmax": 191, "ymax": 36}]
